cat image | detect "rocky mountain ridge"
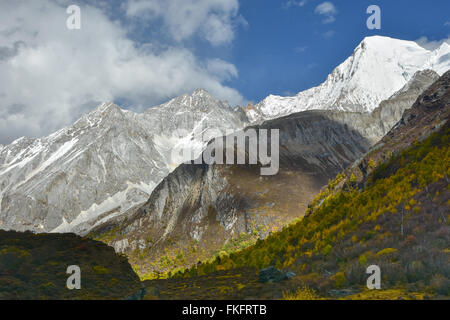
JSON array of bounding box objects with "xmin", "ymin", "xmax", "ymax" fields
[{"xmin": 0, "ymin": 90, "xmax": 246, "ymax": 234}]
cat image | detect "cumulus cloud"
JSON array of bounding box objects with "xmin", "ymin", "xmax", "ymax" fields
[
  {"xmin": 124, "ymin": 0, "xmax": 246, "ymax": 46},
  {"xmin": 0, "ymin": 0, "xmax": 245, "ymax": 144},
  {"xmin": 314, "ymin": 2, "xmax": 337, "ymax": 24},
  {"xmin": 206, "ymin": 59, "xmax": 238, "ymax": 81}
]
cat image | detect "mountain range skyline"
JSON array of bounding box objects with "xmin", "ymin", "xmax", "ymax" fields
[
  {"xmin": 1, "ymin": 34, "xmax": 447, "ymax": 240},
  {"xmin": 1, "ymin": 35, "xmax": 448, "ymax": 147},
  {"xmin": 1, "ymin": 0, "xmax": 449, "ymax": 145}
]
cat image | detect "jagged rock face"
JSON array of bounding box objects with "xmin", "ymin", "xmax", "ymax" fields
[
  {"xmin": 0, "ymin": 90, "xmax": 246, "ymax": 234},
  {"xmin": 246, "ymin": 36, "xmax": 449, "ymax": 122},
  {"xmin": 89, "ymin": 69, "xmax": 439, "ymax": 276},
  {"xmin": 372, "ymin": 69, "xmax": 440, "ymax": 133}
]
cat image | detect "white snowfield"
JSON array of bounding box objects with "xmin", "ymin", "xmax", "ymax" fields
[{"xmin": 246, "ymin": 36, "xmax": 450, "ymax": 122}]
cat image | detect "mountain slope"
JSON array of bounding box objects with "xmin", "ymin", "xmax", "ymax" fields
[
  {"xmin": 246, "ymin": 36, "xmax": 449, "ymax": 122},
  {"xmin": 89, "ymin": 70, "xmax": 439, "ymax": 279},
  {"xmin": 90, "ymin": 111, "xmax": 372, "ymax": 278},
  {"xmin": 169, "ymin": 70, "xmax": 450, "ymax": 299},
  {"xmin": 0, "ymin": 230, "xmax": 141, "ymax": 299},
  {"xmin": 0, "ymin": 90, "xmax": 245, "ymax": 234}
]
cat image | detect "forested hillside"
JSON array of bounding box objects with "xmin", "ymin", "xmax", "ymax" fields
[{"xmin": 145, "ymin": 72, "xmax": 450, "ymax": 300}]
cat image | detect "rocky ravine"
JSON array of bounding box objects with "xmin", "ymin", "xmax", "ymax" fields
[{"xmin": 90, "ymin": 70, "xmax": 439, "ymax": 277}]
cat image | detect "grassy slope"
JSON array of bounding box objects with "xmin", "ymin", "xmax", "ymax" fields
[
  {"xmin": 0, "ymin": 231, "xmax": 141, "ymax": 299},
  {"xmin": 148, "ymin": 123, "xmax": 449, "ymax": 299}
]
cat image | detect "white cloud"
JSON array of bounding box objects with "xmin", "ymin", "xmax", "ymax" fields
[
  {"xmin": 415, "ymin": 36, "xmax": 450, "ymax": 50},
  {"xmin": 206, "ymin": 59, "xmax": 238, "ymax": 81},
  {"xmin": 314, "ymin": 2, "xmax": 337, "ymax": 24},
  {"xmin": 284, "ymin": 0, "xmax": 308, "ymax": 8},
  {"xmin": 0, "ymin": 0, "xmax": 245, "ymax": 144},
  {"xmin": 294, "ymin": 46, "xmax": 308, "ymax": 53},
  {"xmin": 322, "ymin": 30, "xmax": 335, "ymax": 38},
  {"xmin": 124, "ymin": 0, "xmax": 245, "ymax": 46}
]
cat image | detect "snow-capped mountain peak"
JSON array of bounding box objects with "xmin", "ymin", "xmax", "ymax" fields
[
  {"xmin": 246, "ymin": 36, "xmax": 450, "ymax": 122},
  {"xmin": 192, "ymin": 88, "xmax": 212, "ymax": 98}
]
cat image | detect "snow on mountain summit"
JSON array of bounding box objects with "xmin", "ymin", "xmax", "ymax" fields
[{"xmin": 247, "ymin": 36, "xmax": 450, "ymax": 122}]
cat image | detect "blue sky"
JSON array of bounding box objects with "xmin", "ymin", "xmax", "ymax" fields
[{"xmin": 0, "ymin": 0, "xmax": 449, "ymax": 143}]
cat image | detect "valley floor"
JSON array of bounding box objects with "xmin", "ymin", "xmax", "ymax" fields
[{"xmin": 141, "ymin": 268, "xmax": 442, "ymax": 300}]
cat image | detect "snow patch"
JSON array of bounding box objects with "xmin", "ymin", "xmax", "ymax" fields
[
  {"xmin": 14, "ymin": 138, "xmax": 78, "ymax": 189},
  {"xmin": 51, "ymin": 181, "xmax": 156, "ymax": 233}
]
